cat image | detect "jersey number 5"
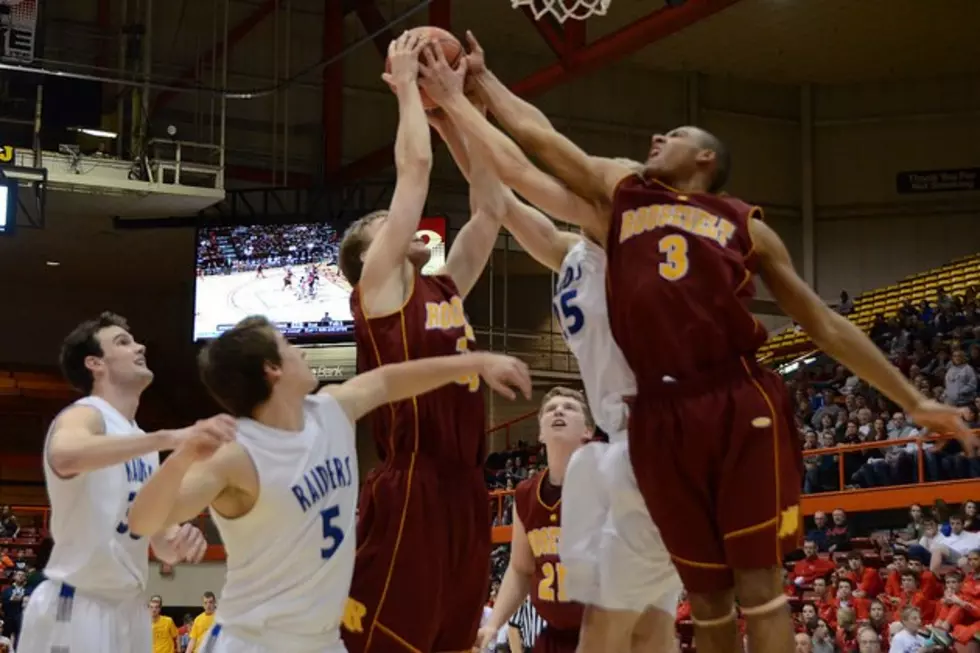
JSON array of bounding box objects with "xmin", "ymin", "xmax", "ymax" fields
[
  {"xmin": 538, "ymin": 561, "xmax": 569, "ymax": 602},
  {"xmin": 658, "ymin": 234, "xmax": 690, "ymax": 281},
  {"xmin": 556, "ymin": 289, "xmax": 584, "ymax": 337},
  {"xmin": 320, "ymin": 505, "xmax": 345, "ymax": 560}
]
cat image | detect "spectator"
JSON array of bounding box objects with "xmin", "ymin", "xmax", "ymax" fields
[
  {"xmin": 0, "ymin": 569, "xmax": 27, "ymax": 646},
  {"xmin": 795, "ymin": 631, "xmax": 813, "ymax": 652},
  {"xmin": 838, "ymin": 290, "xmax": 855, "ymax": 316},
  {"xmin": 177, "ymin": 614, "xmax": 194, "ymax": 653},
  {"xmin": 846, "ymin": 551, "xmax": 884, "ymax": 598},
  {"xmin": 836, "ymin": 606, "xmax": 859, "ymax": 651},
  {"xmin": 946, "ymin": 349, "xmax": 978, "ymax": 407},
  {"xmin": 927, "ymin": 513, "xmax": 980, "ymax": 572},
  {"xmin": 0, "ymin": 507, "xmax": 18, "ymax": 539},
  {"xmin": 793, "ymin": 540, "xmax": 836, "ymax": 587},
  {"xmin": 963, "ymin": 501, "xmax": 979, "ymax": 532},
  {"xmin": 857, "ymin": 625, "xmax": 882, "ymax": 652},
  {"xmin": 187, "ymin": 591, "xmax": 217, "ymax": 653},
  {"xmin": 823, "ymin": 578, "xmax": 870, "ymax": 627},
  {"xmin": 811, "ymin": 619, "xmax": 836, "ymax": 653},
  {"xmin": 907, "ymin": 504, "xmax": 927, "ymax": 540},
  {"xmin": 150, "ymin": 595, "xmax": 179, "ymax": 653},
  {"xmin": 807, "ymin": 511, "xmax": 831, "ymax": 552},
  {"xmin": 893, "ymin": 571, "xmax": 936, "ymax": 623},
  {"xmin": 867, "ymin": 600, "xmax": 892, "ymax": 649},
  {"xmin": 828, "ymin": 509, "xmax": 854, "ymax": 553},
  {"xmin": 888, "ymin": 606, "xmax": 939, "ymax": 653}
]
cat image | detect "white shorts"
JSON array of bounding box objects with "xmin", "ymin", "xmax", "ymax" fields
[
  {"xmin": 17, "ymin": 580, "xmax": 151, "ymax": 653},
  {"xmin": 198, "ymin": 624, "xmax": 348, "ymax": 653},
  {"xmin": 560, "ymin": 441, "xmax": 683, "ymax": 615}
]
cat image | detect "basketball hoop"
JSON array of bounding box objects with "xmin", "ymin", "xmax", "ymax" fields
[{"xmin": 511, "ymin": 0, "xmax": 611, "ymax": 24}]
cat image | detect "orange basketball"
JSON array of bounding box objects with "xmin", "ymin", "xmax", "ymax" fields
[{"xmin": 384, "ymin": 26, "xmax": 463, "ymax": 109}]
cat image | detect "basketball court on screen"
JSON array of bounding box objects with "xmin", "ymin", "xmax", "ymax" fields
[{"xmin": 194, "ymin": 265, "xmax": 352, "ymax": 337}]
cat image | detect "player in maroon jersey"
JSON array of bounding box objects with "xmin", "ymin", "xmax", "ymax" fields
[
  {"xmin": 477, "ymin": 387, "xmax": 592, "ymax": 653},
  {"xmin": 335, "ymin": 32, "xmax": 508, "ymax": 653},
  {"xmin": 418, "ymin": 36, "xmax": 976, "ymax": 653}
]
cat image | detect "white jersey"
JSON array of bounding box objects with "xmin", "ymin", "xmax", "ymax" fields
[
  {"xmin": 211, "ymin": 394, "xmax": 358, "ymax": 652},
  {"xmin": 553, "ymin": 238, "xmax": 636, "ymax": 440},
  {"xmin": 42, "ymin": 395, "xmax": 158, "ymax": 601}
]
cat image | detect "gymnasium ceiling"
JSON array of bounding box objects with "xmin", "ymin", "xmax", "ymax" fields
[{"xmin": 5, "ymin": 0, "xmax": 980, "ymax": 293}]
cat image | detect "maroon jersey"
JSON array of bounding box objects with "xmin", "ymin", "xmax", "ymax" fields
[
  {"xmin": 605, "ymin": 176, "xmax": 767, "ymax": 381},
  {"xmin": 351, "ymin": 272, "xmax": 486, "ymax": 466},
  {"xmin": 515, "ymin": 471, "xmax": 584, "ymax": 631}
]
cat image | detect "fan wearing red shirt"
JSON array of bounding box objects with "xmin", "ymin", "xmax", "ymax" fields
[
  {"xmin": 863, "ymin": 599, "xmax": 891, "ymax": 650},
  {"xmin": 960, "ymin": 549, "xmax": 980, "ymax": 600},
  {"xmin": 893, "ymin": 570, "xmax": 936, "ymax": 623},
  {"xmin": 812, "ymin": 578, "xmax": 832, "ymax": 620},
  {"xmin": 884, "ymin": 551, "xmax": 910, "ymax": 600},
  {"xmin": 796, "ymin": 603, "xmax": 818, "ymax": 634},
  {"xmin": 820, "ymin": 578, "xmax": 869, "ymax": 628},
  {"xmin": 834, "ymin": 606, "xmax": 859, "ymax": 653},
  {"xmin": 792, "ymin": 540, "xmax": 835, "ymax": 587},
  {"xmin": 843, "ymin": 551, "xmax": 883, "ymax": 599},
  {"xmin": 908, "ymin": 558, "xmax": 943, "ymax": 601}
]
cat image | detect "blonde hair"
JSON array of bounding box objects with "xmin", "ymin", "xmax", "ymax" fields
[
  {"xmin": 539, "ymin": 386, "xmax": 594, "ymax": 429},
  {"xmin": 338, "ymin": 210, "xmax": 388, "ymax": 285}
]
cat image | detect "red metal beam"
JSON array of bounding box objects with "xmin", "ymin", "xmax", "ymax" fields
[
  {"xmin": 323, "ymin": 0, "xmax": 345, "ymax": 180},
  {"xmin": 353, "ymin": 0, "xmax": 394, "ymax": 59},
  {"xmin": 562, "ymin": 16, "xmax": 586, "ymax": 64},
  {"xmin": 520, "ymin": 7, "xmax": 565, "ymax": 59},
  {"xmin": 338, "ymin": 0, "xmax": 744, "ymax": 181},
  {"xmin": 152, "ymin": 0, "xmax": 279, "ymax": 113}
]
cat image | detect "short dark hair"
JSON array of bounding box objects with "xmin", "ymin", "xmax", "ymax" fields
[
  {"xmin": 198, "ymin": 316, "xmax": 281, "ymax": 417},
  {"xmin": 338, "ymin": 210, "xmax": 388, "ymax": 285},
  {"xmin": 695, "ymin": 128, "xmax": 730, "ymax": 193},
  {"xmin": 59, "ymin": 312, "xmax": 131, "ymax": 394},
  {"xmin": 203, "ymin": 591, "xmax": 216, "ymax": 600}
]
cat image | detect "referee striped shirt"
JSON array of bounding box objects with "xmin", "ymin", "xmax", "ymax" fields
[{"xmin": 509, "ymin": 597, "xmax": 545, "ymax": 651}]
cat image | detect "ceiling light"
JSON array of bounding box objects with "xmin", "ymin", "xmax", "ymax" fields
[
  {"xmin": 46, "ymin": 260, "xmax": 60, "ymax": 267},
  {"xmin": 68, "ymin": 127, "xmax": 118, "ymax": 139}
]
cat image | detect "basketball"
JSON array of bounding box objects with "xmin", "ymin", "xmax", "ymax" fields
[{"xmin": 384, "ymin": 26, "xmax": 463, "ymax": 109}]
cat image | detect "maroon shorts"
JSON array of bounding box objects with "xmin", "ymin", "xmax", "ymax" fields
[
  {"xmin": 342, "ymin": 453, "xmax": 490, "ymax": 653},
  {"xmin": 629, "ymin": 358, "xmax": 802, "ymax": 593},
  {"xmin": 533, "ymin": 626, "xmax": 579, "ymax": 653}
]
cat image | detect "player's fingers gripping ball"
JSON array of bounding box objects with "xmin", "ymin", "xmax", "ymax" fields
[{"xmin": 384, "ymin": 26, "xmax": 462, "ymax": 109}]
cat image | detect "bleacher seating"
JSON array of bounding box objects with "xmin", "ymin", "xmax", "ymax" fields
[{"xmin": 758, "ymin": 253, "xmax": 980, "ymax": 364}]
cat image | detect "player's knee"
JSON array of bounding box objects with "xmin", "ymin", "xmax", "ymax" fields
[
  {"xmin": 733, "ymin": 567, "xmax": 784, "ymax": 611},
  {"xmin": 632, "ymin": 607, "xmax": 676, "ymax": 651},
  {"xmin": 688, "ymin": 589, "xmax": 736, "ymax": 621}
]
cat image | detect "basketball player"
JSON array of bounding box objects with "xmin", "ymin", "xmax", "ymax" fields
[
  {"xmin": 422, "ymin": 35, "xmax": 976, "ymax": 653},
  {"xmin": 126, "ymin": 315, "xmax": 531, "ymax": 653},
  {"xmin": 336, "ymin": 31, "xmax": 505, "ymax": 653},
  {"xmin": 425, "ymin": 79, "xmax": 681, "ymax": 652},
  {"xmin": 17, "ymin": 312, "xmax": 235, "ymax": 653},
  {"xmin": 478, "ymin": 387, "xmax": 592, "ymax": 653}
]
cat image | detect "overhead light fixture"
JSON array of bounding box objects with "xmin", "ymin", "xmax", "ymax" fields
[
  {"xmin": 46, "ymin": 260, "xmax": 60, "ymax": 267},
  {"xmin": 68, "ymin": 127, "xmax": 118, "ymax": 139}
]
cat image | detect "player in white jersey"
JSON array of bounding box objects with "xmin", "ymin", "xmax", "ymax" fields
[
  {"xmin": 415, "ymin": 52, "xmax": 682, "ymax": 652},
  {"xmin": 17, "ymin": 312, "xmax": 235, "ymax": 653},
  {"xmin": 126, "ymin": 315, "xmax": 532, "ymax": 653}
]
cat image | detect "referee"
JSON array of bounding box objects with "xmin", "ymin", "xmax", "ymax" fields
[{"xmin": 507, "ymin": 597, "xmax": 545, "ymax": 652}]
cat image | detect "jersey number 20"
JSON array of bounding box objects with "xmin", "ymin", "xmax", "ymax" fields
[{"xmin": 320, "ymin": 505, "xmax": 345, "ymax": 559}]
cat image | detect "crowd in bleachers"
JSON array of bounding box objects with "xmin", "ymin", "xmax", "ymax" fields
[
  {"xmin": 0, "ymin": 507, "xmax": 46, "ymax": 651},
  {"xmin": 196, "ymin": 223, "xmax": 339, "ymax": 276},
  {"xmin": 790, "ymin": 286, "xmax": 980, "ymax": 494}
]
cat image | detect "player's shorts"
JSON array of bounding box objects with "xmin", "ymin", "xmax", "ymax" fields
[
  {"xmin": 343, "ymin": 453, "xmax": 491, "ymax": 653},
  {"xmin": 533, "ymin": 626, "xmax": 579, "ymax": 653},
  {"xmin": 561, "ymin": 441, "xmax": 683, "ymax": 615},
  {"xmin": 16, "ymin": 580, "xmax": 151, "ymax": 653},
  {"xmin": 629, "ymin": 357, "xmax": 803, "ymax": 594},
  {"xmin": 198, "ymin": 623, "xmax": 347, "ymax": 653}
]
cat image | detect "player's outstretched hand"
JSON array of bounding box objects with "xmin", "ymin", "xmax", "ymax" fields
[
  {"xmin": 418, "ymin": 42, "xmax": 468, "ymax": 106},
  {"xmin": 165, "ymin": 523, "xmax": 209, "ymax": 563},
  {"xmin": 382, "ymin": 29, "xmax": 428, "ymax": 90},
  {"xmin": 479, "ymin": 354, "xmax": 532, "ymax": 400},
  {"xmin": 908, "ymin": 399, "xmax": 978, "ymax": 456},
  {"xmin": 463, "ymin": 31, "xmax": 487, "ymax": 83},
  {"xmin": 472, "ymin": 625, "xmax": 496, "ymax": 652},
  {"xmin": 174, "ymin": 414, "xmax": 236, "ymax": 460}
]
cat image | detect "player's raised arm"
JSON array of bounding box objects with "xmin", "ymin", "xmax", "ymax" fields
[
  {"xmin": 464, "ymin": 31, "xmax": 629, "ymax": 207},
  {"xmin": 128, "ymin": 418, "xmax": 241, "ymax": 538},
  {"xmin": 322, "ymin": 352, "xmax": 532, "ymax": 423},
  {"xmin": 419, "ymin": 47, "xmax": 605, "ymax": 240},
  {"xmin": 751, "ymin": 218, "xmax": 978, "ymax": 454},
  {"xmin": 359, "ymin": 31, "xmax": 432, "ymax": 311},
  {"xmin": 47, "ymin": 405, "xmax": 179, "ymax": 478}
]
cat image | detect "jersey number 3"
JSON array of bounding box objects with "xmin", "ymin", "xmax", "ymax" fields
[
  {"xmin": 658, "ymin": 234, "xmax": 690, "ymax": 281},
  {"xmin": 320, "ymin": 505, "xmax": 345, "ymax": 559}
]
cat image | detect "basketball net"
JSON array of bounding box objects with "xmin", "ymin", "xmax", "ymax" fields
[{"xmin": 511, "ymin": 0, "xmax": 611, "ymax": 24}]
